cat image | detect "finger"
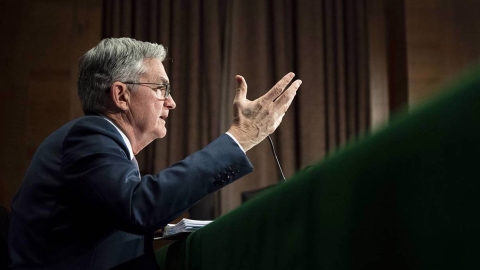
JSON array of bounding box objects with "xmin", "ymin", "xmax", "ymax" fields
[
  {"xmin": 273, "ymin": 79, "xmax": 302, "ymax": 107},
  {"xmin": 273, "ymin": 79, "xmax": 302, "ymax": 103},
  {"xmin": 263, "ymin": 72, "xmax": 295, "ymax": 102},
  {"xmin": 234, "ymin": 75, "xmax": 247, "ymax": 101}
]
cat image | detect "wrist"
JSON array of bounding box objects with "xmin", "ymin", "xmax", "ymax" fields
[
  {"xmin": 227, "ymin": 126, "xmax": 255, "ymax": 152},
  {"xmin": 225, "ymin": 132, "xmax": 246, "ymax": 153}
]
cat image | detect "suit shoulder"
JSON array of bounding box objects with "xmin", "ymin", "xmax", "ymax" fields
[
  {"xmin": 63, "ymin": 115, "xmax": 129, "ymax": 157},
  {"xmin": 68, "ymin": 115, "xmax": 119, "ymax": 137}
]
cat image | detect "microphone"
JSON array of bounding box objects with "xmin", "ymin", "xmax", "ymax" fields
[{"xmin": 267, "ymin": 135, "xmax": 286, "ymax": 182}]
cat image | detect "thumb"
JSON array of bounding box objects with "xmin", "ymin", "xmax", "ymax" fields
[{"xmin": 234, "ymin": 75, "xmax": 247, "ymax": 101}]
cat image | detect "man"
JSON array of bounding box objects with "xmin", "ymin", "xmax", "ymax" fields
[{"xmin": 8, "ymin": 38, "xmax": 301, "ymax": 269}]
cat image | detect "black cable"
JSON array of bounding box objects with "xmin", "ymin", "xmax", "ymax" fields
[{"xmin": 267, "ymin": 135, "xmax": 286, "ymax": 182}]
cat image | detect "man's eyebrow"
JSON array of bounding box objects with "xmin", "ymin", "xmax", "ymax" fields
[{"xmin": 154, "ymin": 76, "xmax": 169, "ymax": 84}]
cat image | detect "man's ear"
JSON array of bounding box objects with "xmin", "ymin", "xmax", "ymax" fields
[{"xmin": 109, "ymin": 82, "xmax": 130, "ymax": 111}]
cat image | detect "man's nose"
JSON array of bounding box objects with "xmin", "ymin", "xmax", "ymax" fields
[{"xmin": 165, "ymin": 95, "xmax": 176, "ymax": 109}]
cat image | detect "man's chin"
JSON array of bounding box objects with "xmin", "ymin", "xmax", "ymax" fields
[
  {"xmin": 153, "ymin": 123, "xmax": 167, "ymax": 139},
  {"xmin": 156, "ymin": 129, "xmax": 167, "ymax": 139}
]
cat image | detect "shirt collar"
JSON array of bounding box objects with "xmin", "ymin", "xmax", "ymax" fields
[{"xmin": 100, "ymin": 115, "xmax": 134, "ymax": 160}]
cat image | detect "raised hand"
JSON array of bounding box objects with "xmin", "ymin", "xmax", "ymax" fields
[{"xmin": 227, "ymin": 72, "xmax": 302, "ymax": 151}]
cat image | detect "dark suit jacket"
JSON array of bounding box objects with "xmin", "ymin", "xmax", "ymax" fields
[{"xmin": 9, "ymin": 115, "xmax": 253, "ymax": 269}]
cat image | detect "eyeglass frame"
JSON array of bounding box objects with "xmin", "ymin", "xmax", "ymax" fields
[{"xmin": 121, "ymin": 82, "xmax": 171, "ymax": 99}]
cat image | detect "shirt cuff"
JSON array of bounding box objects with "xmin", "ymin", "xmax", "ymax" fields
[{"xmin": 225, "ymin": 132, "xmax": 246, "ymax": 153}]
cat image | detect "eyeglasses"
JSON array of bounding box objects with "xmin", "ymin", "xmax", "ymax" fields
[{"xmin": 122, "ymin": 82, "xmax": 171, "ymax": 99}]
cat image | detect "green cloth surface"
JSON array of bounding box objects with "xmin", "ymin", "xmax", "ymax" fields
[{"xmin": 157, "ymin": 64, "xmax": 480, "ymax": 269}]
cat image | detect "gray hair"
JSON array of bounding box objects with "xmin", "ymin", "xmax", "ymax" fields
[{"xmin": 78, "ymin": 37, "xmax": 167, "ymax": 115}]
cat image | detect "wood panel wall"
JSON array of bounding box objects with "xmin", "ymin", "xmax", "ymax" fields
[
  {"xmin": 405, "ymin": 0, "xmax": 480, "ymax": 105},
  {"xmin": 0, "ymin": 0, "xmax": 101, "ymax": 209}
]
